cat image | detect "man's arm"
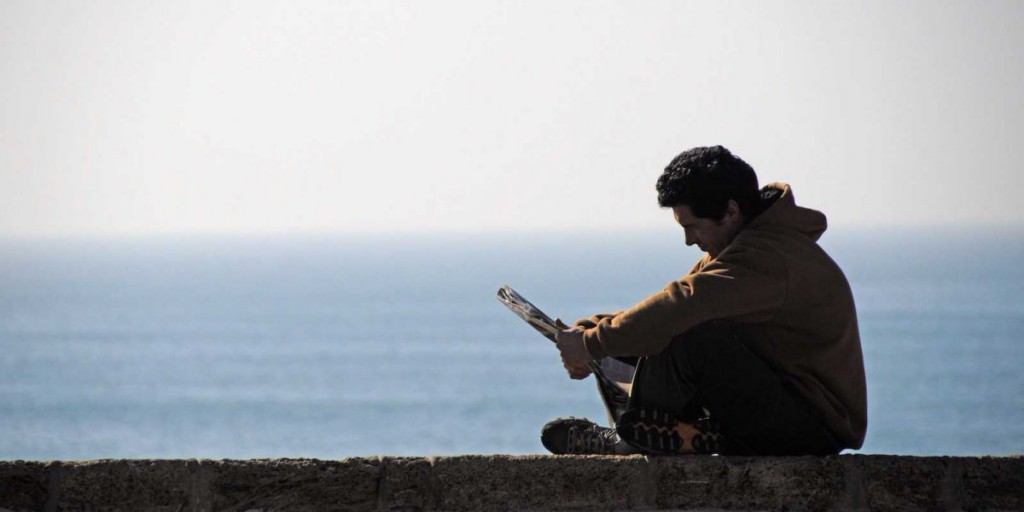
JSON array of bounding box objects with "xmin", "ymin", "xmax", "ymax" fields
[
  {"xmin": 570, "ymin": 256, "xmax": 710, "ymax": 331},
  {"xmin": 572, "ymin": 311, "xmax": 623, "ymax": 330},
  {"xmin": 581, "ymin": 243, "xmax": 788, "ymax": 359}
]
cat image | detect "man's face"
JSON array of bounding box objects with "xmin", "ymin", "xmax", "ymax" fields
[{"xmin": 672, "ymin": 204, "xmax": 744, "ymax": 259}]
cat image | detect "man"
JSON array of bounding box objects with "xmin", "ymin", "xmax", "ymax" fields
[{"xmin": 542, "ymin": 146, "xmax": 866, "ymax": 456}]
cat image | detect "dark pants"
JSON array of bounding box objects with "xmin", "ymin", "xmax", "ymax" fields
[{"xmin": 625, "ymin": 322, "xmax": 841, "ymax": 456}]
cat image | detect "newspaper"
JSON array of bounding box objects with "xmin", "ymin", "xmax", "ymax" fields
[
  {"xmin": 495, "ymin": 285, "xmax": 561, "ymax": 343},
  {"xmin": 496, "ymin": 285, "xmax": 633, "ymax": 418}
]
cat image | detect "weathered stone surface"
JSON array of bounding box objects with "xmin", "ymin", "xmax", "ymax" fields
[
  {"xmin": 57, "ymin": 459, "xmax": 195, "ymax": 511},
  {"xmin": 654, "ymin": 455, "xmax": 845, "ymax": 511},
  {"xmin": 1, "ymin": 455, "xmax": 1022, "ymax": 511},
  {"xmin": 207, "ymin": 458, "xmax": 380, "ymax": 512},
  {"xmin": 650, "ymin": 454, "xmax": 729, "ymax": 509},
  {"xmin": 0, "ymin": 460, "xmax": 51, "ymax": 512},
  {"xmin": 962, "ymin": 455, "xmax": 1024, "ymax": 510},
  {"xmin": 857, "ymin": 455, "xmax": 953, "ymax": 511},
  {"xmin": 432, "ymin": 454, "xmax": 649, "ymax": 511},
  {"xmin": 379, "ymin": 457, "xmax": 437, "ymax": 510}
]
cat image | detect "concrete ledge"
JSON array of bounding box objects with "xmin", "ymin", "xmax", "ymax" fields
[{"xmin": 1, "ymin": 455, "xmax": 1021, "ymax": 511}]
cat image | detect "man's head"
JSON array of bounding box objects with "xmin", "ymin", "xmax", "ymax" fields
[{"xmin": 656, "ymin": 146, "xmax": 760, "ymax": 258}]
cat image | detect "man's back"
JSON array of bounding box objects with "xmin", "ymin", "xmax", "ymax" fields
[{"xmin": 721, "ymin": 183, "xmax": 866, "ymax": 449}]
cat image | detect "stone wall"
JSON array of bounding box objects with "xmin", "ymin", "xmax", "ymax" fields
[{"xmin": 1, "ymin": 455, "xmax": 1021, "ymax": 511}]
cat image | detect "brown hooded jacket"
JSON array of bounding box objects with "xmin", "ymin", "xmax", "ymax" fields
[{"xmin": 579, "ymin": 183, "xmax": 868, "ymax": 449}]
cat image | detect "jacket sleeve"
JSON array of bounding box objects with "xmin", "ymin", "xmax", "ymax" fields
[
  {"xmin": 582, "ymin": 243, "xmax": 788, "ymax": 358},
  {"xmin": 573, "ymin": 312, "xmax": 624, "ymax": 330},
  {"xmin": 574, "ymin": 256, "xmax": 709, "ymax": 330}
]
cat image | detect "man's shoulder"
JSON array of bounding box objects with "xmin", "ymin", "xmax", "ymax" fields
[
  {"xmin": 699, "ymin": 232, "xmax": 789, "ymax": 278},
  {"xmin": 725, "ymin": 226, "xmax": 794, "ymax": 258},
  {"xmin": 723, "ymin": 223, "xmax": 848, "ymax": 275}
]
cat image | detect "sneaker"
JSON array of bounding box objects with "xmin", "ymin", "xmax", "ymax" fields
[
  {"xmin": 541, "ymin": 417, "xmax": 636, "ymax": 455},
  {"xmin": 616, "ymin": 407, "xmax": 725, "ymax": 455}
]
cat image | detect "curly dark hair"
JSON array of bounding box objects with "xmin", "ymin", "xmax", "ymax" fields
[{"xmin": 656, "ymin": 146, "xmax": 760, "ymax": 220}]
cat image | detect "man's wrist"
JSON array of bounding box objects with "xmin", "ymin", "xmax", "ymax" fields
[{"xmin": 582, "ymin": 329, "xmax": 608, "ymax": 359}]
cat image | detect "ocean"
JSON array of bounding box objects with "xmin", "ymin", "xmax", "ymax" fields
[{"xmin": 1, "ymin": 228, "xmax": 1022, "ymax": 459}]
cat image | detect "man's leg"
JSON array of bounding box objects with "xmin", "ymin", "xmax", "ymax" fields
[
  {"xmin": 539, "ymin": 356, "xmax": 642, "ymax": 455},
  {"xmin": 593, "ymin": 356, "xmax": 639, "ymax": 427},
  {"xmin": 622, "ymin": 322, "xmax": 840, "ymax": 456}
]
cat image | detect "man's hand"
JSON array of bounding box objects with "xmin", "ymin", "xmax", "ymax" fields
[{"xmin": 555, "ymin": 323, "xmax": 594, "ymax": 380}]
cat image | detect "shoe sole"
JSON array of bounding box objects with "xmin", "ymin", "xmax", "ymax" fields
[{"xmin": 617, "ymin": 407, "xmax": 723, "ymax": 455}]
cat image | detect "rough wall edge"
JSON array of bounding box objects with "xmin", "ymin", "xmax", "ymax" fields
[{"xmin": 2, "ymin": 455, "xmax": 1022, "ymax": 512}]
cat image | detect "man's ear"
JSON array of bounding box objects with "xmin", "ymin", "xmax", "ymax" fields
[{"xmin": 725, "ymin": 199, "xmax": 742, "ymax": 224}]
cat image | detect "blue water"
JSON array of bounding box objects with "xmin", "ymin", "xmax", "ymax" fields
[{"xmin": 1, "ymin": 229, "xmax": 1022, "ymax": 459}]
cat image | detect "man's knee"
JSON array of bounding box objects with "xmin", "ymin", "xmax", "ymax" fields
[{"xmin": 665, "ymin": 321, "xmax": 741, "ymax": 362}]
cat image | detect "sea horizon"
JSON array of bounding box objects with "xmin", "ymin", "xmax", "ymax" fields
[{"xmin": 2, "ymin": 227, "xmax": 1022, "ymax": 459}]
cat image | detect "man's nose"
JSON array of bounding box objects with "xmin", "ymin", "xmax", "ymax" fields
[{"xmin": 684, "ymin": 231, "xmax": 696, "ymax": 246}]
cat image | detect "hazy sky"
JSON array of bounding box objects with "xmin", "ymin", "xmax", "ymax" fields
[{"xmin": 1, "ymin": 0, "xmax": 1021, "ymax": 236}]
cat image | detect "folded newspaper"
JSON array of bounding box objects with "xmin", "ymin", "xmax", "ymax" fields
[{"xmin": 496, "ymin": 285, "xmax": 634, "ymax": 395}]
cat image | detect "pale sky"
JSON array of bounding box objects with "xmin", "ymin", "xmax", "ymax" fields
[{"xmin": 1, "ymin": 0, "xmax": 1021, "ymax": 237}]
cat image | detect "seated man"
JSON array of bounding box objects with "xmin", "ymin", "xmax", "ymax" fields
[{"xmin": 542, "ymin": 146, "xmax": 867, "ymax": 456}]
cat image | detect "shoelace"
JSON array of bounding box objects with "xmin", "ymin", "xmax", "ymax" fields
[{"xmin": 567, "ymin": 424, "xmax": 618, "ymax": 454}]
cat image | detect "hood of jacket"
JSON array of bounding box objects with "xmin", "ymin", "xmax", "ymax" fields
[{"xmin": 748, "ymin": 182, "xmax": 828, "ymax": 242}]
